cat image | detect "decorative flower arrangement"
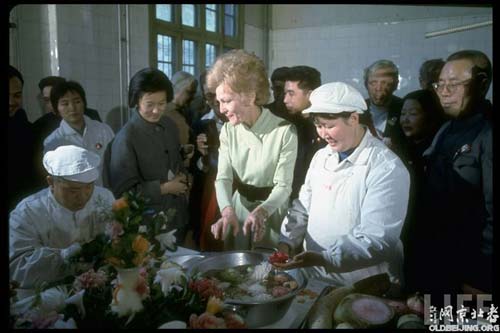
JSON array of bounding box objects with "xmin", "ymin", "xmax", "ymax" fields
[
  {"xmin": 101, "ymin": 191, "xmax": 178, "ymax": 269},
  {"xmin": 9, "ymin": 190, "xmax": 248, "ymax": 329}
]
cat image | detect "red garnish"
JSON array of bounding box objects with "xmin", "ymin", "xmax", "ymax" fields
[{"xmin": 268, "ymin": 251, "xmax": 289, "ymax": 264}]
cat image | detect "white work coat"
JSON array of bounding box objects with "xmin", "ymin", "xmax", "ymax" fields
[
  {"xmin": 9, "ymin": 186, "xmax": 114, "ymax": 290},
  {"xmin": 43, "ymin": 115, "xmax": 115, "ymax": 186},
  {"xmin": 280, "ymin": 130, "xmax": 410, "ymax": 287}
]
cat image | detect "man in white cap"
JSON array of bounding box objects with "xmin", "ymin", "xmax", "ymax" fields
[
  {"xmin": 9, "ymin": 145, "xmax": 115, "ymax": 292},
  {"xmin": 275, "ymin": 82, "xmax": 410, "ymax": 293}
]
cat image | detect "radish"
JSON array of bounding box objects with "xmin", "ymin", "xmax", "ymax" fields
[
  {"xmin": 333, "ymin": 293, "xmax": 395, "ymax": 328},
  {"xmin": 307, "ymin": 286, "xmax": 354, "ymax": 328},
  {"xmin": 406, "ymin": 292, "xmax": 424, "ymax": 316}
]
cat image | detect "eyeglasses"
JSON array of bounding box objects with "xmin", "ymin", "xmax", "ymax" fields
[{"xmin": 432, "ymin": 79, "xmax": 471, "ymax": 94}]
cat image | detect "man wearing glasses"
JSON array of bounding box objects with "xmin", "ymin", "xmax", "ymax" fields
[{"xmin": 419, "ymin": 50, "xmax": 492, "ymax": 305}]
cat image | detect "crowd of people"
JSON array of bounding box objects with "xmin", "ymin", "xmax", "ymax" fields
[{"xmin": 9, "ymin": 48, "xmax": 492, "ymax": 304}]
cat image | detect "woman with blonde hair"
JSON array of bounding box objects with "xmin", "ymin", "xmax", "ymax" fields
[{"xmin": 208, "ymin": 49, "xmax": 298, "ymax": 250}]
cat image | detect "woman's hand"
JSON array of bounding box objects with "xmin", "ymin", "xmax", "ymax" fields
[
  {"xmin": 273, "ymin": 250, "xmax": 327, "ymax": 270},
  {"xmin": 160, "ymin": 173, "xmax": 188, "ymax": 195},
  {"xmin": 211, "ymin": 206, "xmax": 239, "ymax": 240},
  {"xmin": 196, "ymin": 133, "xmax": 209, "ymax": 156},
  {"xmin": 243, "ymin": 206, "xmax": 269, "ymax": 242}
]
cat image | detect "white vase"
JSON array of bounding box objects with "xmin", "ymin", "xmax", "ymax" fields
[{"xmin": 111, "ymin": 267, "xmax": 145, "ymax": 317}]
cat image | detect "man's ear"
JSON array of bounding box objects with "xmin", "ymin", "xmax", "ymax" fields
[
  {"xmin": 475, "ymin": 73, "xmax": 489, "ymax": 97},
  {"xmin": 391, "ymin": 77, "xmax": 399, "ymax": 93}
]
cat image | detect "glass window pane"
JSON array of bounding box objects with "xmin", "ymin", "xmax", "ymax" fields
[
  {"xmin": 159, "ymin": 62, "xmax": 172, "ymax": 79},
  {"xmin": 182, "ymin": 4, "xmax": 195, "ymax": 27},
  {"xmin": 156, "ymin": 5, "xmax": 171, "ymax": 22},
  {"xmin": 224, "ymin": 4, "xmax": 234, "ymax": 15},
  {"xmin": 224, "ymin": 16, "xmax": 234, "ymax": 36},
  {"xmin": 157, "ymin": 35, "xmax": 172, "ymax": 62},
  {"xmin": 183, "ymin": 40, "xmax": 196, "ymax": 67},
  {"xmin": 206, "ymin": 4, "xmax": 216, "ymax": 10},
  {"xmin": 206, "ymin": 7, "xmax": 216, "ymax": 32},
  {"xmin": 205, "ymin": 43, "xmax": 216, "ymax": 68},
  {"xmin": 182, "ymin": 65, "xmax": 195, "ymax": 75}
]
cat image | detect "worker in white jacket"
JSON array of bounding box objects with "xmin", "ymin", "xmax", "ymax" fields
[
  {"xmin": 43, "ymin": 80, "xmax": 115, "ymax": 186},
  {"xmin": 276, "ymin": 82, "xmax": 410, "ymax": 292},
  {"xmin": 9, "ymin": 145, "xmax": 114, "ymax": 295}
]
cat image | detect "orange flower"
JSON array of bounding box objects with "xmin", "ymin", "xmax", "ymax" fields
[
  {"xmin": 112, "ymin": 197, "xmax": 129, "ymax": 213},
  {"xmin": 132, "ymin": 235, "xmax": 150, "ymax": 254}
]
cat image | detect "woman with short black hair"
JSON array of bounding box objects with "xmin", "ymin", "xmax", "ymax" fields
[
  {"xmin": 105, "ymin": 68, "xmax": 190, "ymax": 245},
  {"xmin": 43, "ymin": 80, "xmax": 114, "ymax": 186}
]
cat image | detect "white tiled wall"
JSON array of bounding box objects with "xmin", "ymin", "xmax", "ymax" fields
[
  {"xmin": 270, "ymin": 14, "xmax": 493, "ymax": 100},
  {"xmin": 11, "ymin": 5, "xmax": 49, "ymax": 122},
  {"xmin": 11, "ymin": 4, "xmax": 150, "ymax": 126},
  {"xmin": 244, "ymin": 23, "xmax": 266, "ymax": 63},
  {"xmin": 56, "ymin": 4, "xmax": 150, "ymax": 130},
  {"xmin": 12, "ymin": 6, "xmax": 492, "ymax": 125}
]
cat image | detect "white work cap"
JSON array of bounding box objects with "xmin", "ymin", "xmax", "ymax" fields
[
  {"xmin": 303, "ymin": 82, "xmax": 367, "ymax": 115},
  {"xmin": 43, "ymin": 145, "xmax": 100, "ymax": 183}
]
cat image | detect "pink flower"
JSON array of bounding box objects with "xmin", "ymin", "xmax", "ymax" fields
[
  {"xmin": 105, "ymin": 220, "xmax": 124, "ymax": 240},
  {"xmin": 73, "ymin": 269, "xmax": 108, "ymax": 291},
  {"xmin": 189, "ymin": 312, "xmax": 226, "ymax": 329},
  {"xmin": 135, "ymin": 275, "xmax": 150, "ymax": 297}
]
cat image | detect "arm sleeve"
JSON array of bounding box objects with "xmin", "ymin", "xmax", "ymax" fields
[
  {"xmin": 9, "ymin": 211, "xmax": 73, "ymax": 289},
  {"xmin": 43, "ymin": 135, "xmax": 59, "ymax": 155},
  {"xmin": 321, "ymin": 159, "xmax": 410, "ymax": 273},
  {"xmin": 279, "ymin": 198, "xmax": 309, "ymax": 250},
  {"xmin": 279, "ymin": 149, "xmax": 318, "ymax": 250},
  {"xmin": 107, "ymin": 132, "xmax": 162, "ymax": 202},
  {"xmin": 214, "ymin": 124, "xmax": 234, "ymax": 211},
  {"xmin": 465, "ymin": 127, "xmax": 493, "ymax": 291},
  {"xmin": 260, "ymin": 125, "xmax": 298, "ymax": 215},
  {"xmin": 480, "ymin": 128, "xmax": 493, "ymax": 257}
]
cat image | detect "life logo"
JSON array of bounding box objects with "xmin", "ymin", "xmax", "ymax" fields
[{"xmin": 424, "ymin": 294, "xmax": 499, "ymax": 332}]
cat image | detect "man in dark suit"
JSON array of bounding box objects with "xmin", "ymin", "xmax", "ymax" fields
[
  {"xmin": 265, "ymin": 66, "xmax": 290, "ymax": 119},
  {"xmin": 282, "ymin": 66, "xmax": 325, "ymax": 200},
  {"xmin": 8, "ymin": 65, "xmax": 36, "ymax": 211},
  {"xmin": 419, "ymin": 50, "xmax": 493, "ymax": 306},
  {"xmin": 363, "ymin": 59, "xmax": 406, "ymax": 158}
]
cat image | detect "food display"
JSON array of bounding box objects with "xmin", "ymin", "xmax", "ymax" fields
[
  {"xmin": 302, "ymin": 273, "xmax": 427, "ymax": 329},
  {"xmin": 198, "ymin": 261, "xmax": 299, "ymax": 303}
]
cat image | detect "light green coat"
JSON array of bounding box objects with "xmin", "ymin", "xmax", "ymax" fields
[{"xmin": 215, "ymin": 108, "xmax": 298, "ymax": 250}]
